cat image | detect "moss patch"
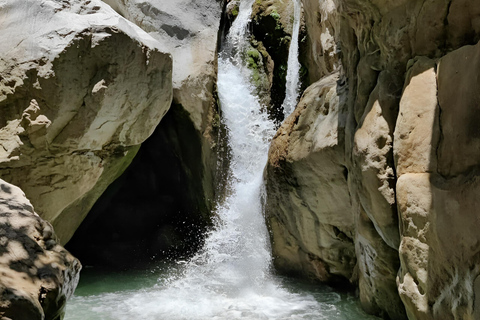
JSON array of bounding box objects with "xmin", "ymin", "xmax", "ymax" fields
[{"xmin": 231, "ymin": 4, "xmax": 239, "ymax": 16}]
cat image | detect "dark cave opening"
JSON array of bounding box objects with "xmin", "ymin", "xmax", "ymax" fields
[{"xmin": 66, "ymin": 104, "xmax": 213, "ymax": 270}]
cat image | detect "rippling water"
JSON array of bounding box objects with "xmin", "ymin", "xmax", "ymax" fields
[{"xmin": 65, "ymin": 265, "xmax": 379, "ymax": 320}]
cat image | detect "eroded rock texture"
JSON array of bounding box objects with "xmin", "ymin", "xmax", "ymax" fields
[
  {"xmin": 0, "ymin": 179, "xmax": 80, "ymax": 320},
  {"xmin": 0, "ymin": 0, "xmax": 173, "ymax": 244},
  {"xmin": 395, "ymin": 44, "xmax": 480, "ymax": 320},
  {"xmin": 265, "ymin": 0, "xmax": 480, "ymax": 319}
]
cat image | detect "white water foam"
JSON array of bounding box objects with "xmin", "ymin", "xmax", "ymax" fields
[
  {"xmin": 65, "ymin": 1, "xmax": 332, "ymax": 319},
  {"xmin": 281, "ymin": 0, "xmax": 302, "ymax": 117}
]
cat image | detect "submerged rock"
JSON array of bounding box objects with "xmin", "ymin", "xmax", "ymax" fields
[
  {"xmin": 0, "ymin": 179, "xmax": 81, "ymax": 320},
  {"xmin": 0, "ymin": 0, "xmax": 173, "ymax": 244}
]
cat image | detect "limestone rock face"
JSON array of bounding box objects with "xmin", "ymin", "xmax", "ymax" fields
[
  {"xmin": 0, "ymin": 0, "xmax": 172, "ymax": 243},
  {"xmin": 101, "ymin": 0, "xmax": 225, "ymax": 218},
  {"xmin": 300, "ymin": 0, "xmax": 339, "ymax": 84},
  {"xmin": 395, "ymin": 43, "xmax": 480, "ymax": 320},
  {"xmin": 265, "ymin": 0, "xmax": 480, "ymax": 318},
  {"xmin": 0, "ymin": 179, "xmax": 81, "ymax": 320}
]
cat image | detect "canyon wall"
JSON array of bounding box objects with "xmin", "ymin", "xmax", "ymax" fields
[
  {"xmin": 2, "ymin": 0, "xmax": 480, "ymax": 318},
  {"xmin": 264, "ymin": 0, "xmax": 480, "ymax": 319}
]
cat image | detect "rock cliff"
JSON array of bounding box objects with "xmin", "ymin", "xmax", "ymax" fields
[
  {"xmin": 265, "ymin": 0, "xmax": 480, "ymax": 319},
  {"xmin": 102, "ymin": 0, "xmax": 225, "ymax": 216},
  {"xmin": 0, "ymin": 0, "xmax": 173, "ymax": 244}
]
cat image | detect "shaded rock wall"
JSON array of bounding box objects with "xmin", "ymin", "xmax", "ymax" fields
[
  {"xmin": 102, "ymin": 0, "xmax": 226, "ymax": 216},
  {"xmin": 265, "ymin": 0, "xmax": 480, "ymax": 319},
  {"xmin": 67, "ymin": 104, "xmax": 214, "ymax": 268},
  {"xmin": 0, "ymin": 0, "xmax": 173, "ymax": 244},
  {"xmin": 0, "ymin": 179, "xmax": 80, "ymax": 320}
]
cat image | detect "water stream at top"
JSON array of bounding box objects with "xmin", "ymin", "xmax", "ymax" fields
[
  {"xmin": 65, "ymin": 1, "xmax": 378, "ymax": 319},
  {"xmin": 281, "ymin": 0, "xmax": 302, "ymax": 117}
]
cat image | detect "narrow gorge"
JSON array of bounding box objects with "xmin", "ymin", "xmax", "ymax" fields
[{"xmin": 1, "ymin": 0, "xmax": 480, "ymax": 319}]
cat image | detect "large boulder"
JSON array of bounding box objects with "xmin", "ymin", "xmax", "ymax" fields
[
  {"xmin": 102, "ymin": 0, "xmax": 223, "ymax": 132},
  {"xmin": 0, "ymin": 0, "xmax": 173, "ymax": 243},
  {"xmin": 266, "ymin": 72, "xmax": 355, "ymax": 282},
  {"xmin": 0, "ymin": 179, "xmax": 80, "ymax": 320}
]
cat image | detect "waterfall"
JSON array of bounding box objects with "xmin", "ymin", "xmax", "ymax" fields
[
  {"xmin": 64, "ymin": 1, "xmax": 360, "ymax": 319},
  {"xmin": 281, "ymin": 0, "xmax": 302, "ymax": 117}
]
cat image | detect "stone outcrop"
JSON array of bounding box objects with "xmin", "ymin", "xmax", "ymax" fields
[
  {"xmin": 395, "ymin": 44, "xmax": 480, "ymax": 320},
  {"xmin": 102, "ymin": 0, "xmax": 222, "ymax": 129},
  {"xmin": 266, "ymin": 72, "xmax": 355, "ymax": 282},
  {"xmin": 0, "ymin": 0, "xmax": 173, "ymax": 244},
  {"xmin": 0, "ymin": 179, "xmax": 80, "ymax": 320},
  {"xmin": 265, "ymin": 0, "xmax": 480, "ymax": 319}
]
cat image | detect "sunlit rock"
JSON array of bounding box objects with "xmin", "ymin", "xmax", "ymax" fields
[
  {"xmin": 0, "ymin": 0, "xmax": 173, "ymax": 243},
  {"xmin": 266, "ymin": 72, "xmax": 356, "ymax": 281},
  {"xmin": 0, "ymin": 179, "xmax": 81, "ymax": 320},
  {"xmin": 395, "ymin": 43, "xmax": 480, "ymax": 320}
]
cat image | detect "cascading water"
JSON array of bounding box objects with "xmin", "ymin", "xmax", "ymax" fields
[
  {"xmin": 65, "ymin": 1, "xmax": 378, "ymax": 319},
  {"xmin": 281, "ymin": 0, "xmax": 302, "ymax": 117}
]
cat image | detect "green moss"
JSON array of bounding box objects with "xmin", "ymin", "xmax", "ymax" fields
[
  {"xmin": 246, "ymin": 57, "xmax": 256, "ymax": 69},
  {"xmin": 247, "ymin": 49, "xmax": 261, "ymax": 60},
  {"xmin": 300, "ymin": 65, "xmax": 308, "ymax": 79},
  {"xmin": 270, "ymin": 10, "xmax": 280, "ymax": 21},
  {"xmin": 231, "ymin": 5, "xmax": 239, "ymax": 16},
  {"xmin": 246, "ymin": 48, "xmax": 262, "ymax": 70},
  {"xmin": 212, "ymin": 112, "xmax": 221, "ymax": 128}
]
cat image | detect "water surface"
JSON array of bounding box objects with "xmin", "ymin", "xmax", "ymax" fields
[{"xmin": 65, "ymin": 265, "xmax": 380, "ymax": 320}]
